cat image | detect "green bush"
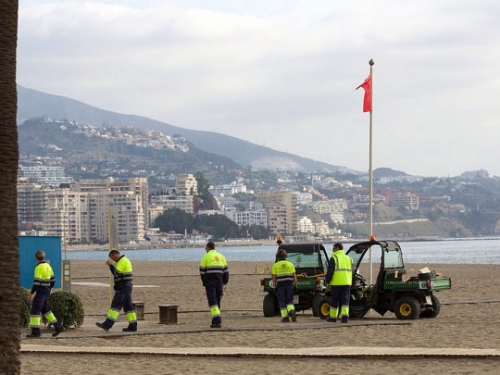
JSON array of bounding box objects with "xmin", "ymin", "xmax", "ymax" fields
[
  {"xmin": 49, "ymin": 291, "xmax": 85, "ymax": 329},
  {"xmin": 20, "ymin": 288, "xmax": 31, "ymax": 328}
]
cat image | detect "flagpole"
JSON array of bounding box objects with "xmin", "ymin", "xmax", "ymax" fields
[
  {"xmin": 368, "ymin": 58, "xmax": 374, "ymax": 285},
  {"xmin": 356, "ymin": 60, "xmax": 375, "ymax": 284}
]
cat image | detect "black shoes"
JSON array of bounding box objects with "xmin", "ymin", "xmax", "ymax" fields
[
  {"xmin": 52, "ymin": 327, "xmax": 64, "ymax": 337},
  {"xmin": 341, "ymin": 316, "xmax": 349, "ymax": 323},
  {"xmin": 210, "ymin": 324, "xmax": 222, "ymax": 328},
  {"xmin": 281, "ymin": 318, "xmax": 290, "ymax": 323},
  {"xmin": 25, "ymin": 333, "xmax": 41, "ymax": 338},
  {"xmin": 326, "ymin": 317, "xmax": 337, "ymax": 323},
  {"xmin": 95, "ymin": 322, "xmax": 109, "ymax": 331},
  {"xmin": 122, "ymin": 327, "xmax": 137, "ymax": 332},
  {"xmin": 289, "ymin": 310, "xmax": 297, "ymax": 322}
]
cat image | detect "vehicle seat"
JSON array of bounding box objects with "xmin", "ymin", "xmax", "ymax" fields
[{"xmin": 385, "ymin": 268, "xmax": 406, "ymax": 281}]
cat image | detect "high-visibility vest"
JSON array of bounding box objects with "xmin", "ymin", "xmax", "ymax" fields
[
  {"xmin": 271, "ymin": 260, "xmax": 296, "ymax": 286},
  {"xmin": 31, "ymin": 261, "xmax": 55, "ymax": 294},
  {"xmin": 330, "ymin": 251, "xmax": 353, "ymax": 286},
  {"xmin": 200, "ymin": 250, "xmax": 229, "ymax": 284},
  {"xmin": 113, "ymin": 255, "xmax": 133, "ymax": 284}
]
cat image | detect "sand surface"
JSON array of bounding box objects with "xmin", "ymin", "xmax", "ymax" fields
[{"xmin": 21, "ymin": 260, "xmax": 500, "ymax": 374}]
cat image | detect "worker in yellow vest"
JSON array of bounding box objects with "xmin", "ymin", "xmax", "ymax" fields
[
  {"xmin": 96, "ymin": 249, "xmax": 137, "ymax": 332},
  {"xmin": 325, "ymin": 243, "xmax": 353, "ymax": 323},
  {"xmin": 271, "ymin": 248, "xmax": 298, "ymax": 323},
  {"xmin": 26, "ymin": 250, "xmax": 64, "ymax": 338},
  {"xmin": 200, "ymin": 242, "xmax": 229, "ymax": 328}
]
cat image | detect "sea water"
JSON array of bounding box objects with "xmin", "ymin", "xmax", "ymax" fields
[{"xmin": 65, "ymin": 237, "xmax": 500, "ymax": 265}]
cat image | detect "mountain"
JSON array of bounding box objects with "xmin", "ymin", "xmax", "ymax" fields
[
  {"xmin": 17, "ymin": 85, "xmax": 354, "ymax": 173},
  {"xmin": 17, "ymin": 118, "xmax": 243, "ymax": 182}
]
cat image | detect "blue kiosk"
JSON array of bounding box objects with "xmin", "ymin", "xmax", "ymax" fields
[{"xmin": 19, "ymin": 236, "xmax": 62, "ymax": 289}]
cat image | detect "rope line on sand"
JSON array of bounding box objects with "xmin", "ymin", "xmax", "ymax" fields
[{"xmin": 79, "ymin": 300, "xmax": 500, "ymax": 317}]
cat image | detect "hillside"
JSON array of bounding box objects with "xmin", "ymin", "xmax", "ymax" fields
[
  {"xmin": 18, "ymin": 118, "xmax": 242, "ymax": 186},
  {"xmin": 17, "ymin": 85, "xmax": 353, "ymax": 173}
]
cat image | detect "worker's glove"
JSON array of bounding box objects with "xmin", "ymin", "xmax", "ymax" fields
[
  {"xmin": 221, "ymin": 285, "xmax": 228, "ymax": 299},
  {"xmin": 293, "ymin": 286, "xmax": 298, "ymax": 293}
]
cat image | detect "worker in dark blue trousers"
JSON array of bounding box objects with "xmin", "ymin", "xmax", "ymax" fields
[{"xmin": 200, "ymin": 241, "xmax": 229, "ymax": 328}]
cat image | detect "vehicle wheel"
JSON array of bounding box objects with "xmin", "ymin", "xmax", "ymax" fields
[
  {"xmin": 263, "ymin": 294, "xmax": 278, "ymax": 317},
  {"xmin": 420, "ymin": 295, "xmax": 441, "ymax": 318},
  {"xmin": 349, "ymin": 305, "xmax": 369, "ymax": 319},
  {"xmin": 318, "ymin": 297, "xmax": 330, "ymax": 319},
  {"xmin": 312, "ymin": 293, "xmax": 324, "ymax": 317},
  {"xmin": 394, "ymin": 296, "xmax": 421, "ymax": 320}
]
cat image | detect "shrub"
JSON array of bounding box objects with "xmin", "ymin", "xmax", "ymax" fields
[
  {"xmin": 20, "ymin": 288, "xmax": 31, "ymax": 328},
  {"xmin": 48, "ymin": 291, "xmax": 85, "ymax": 329}
]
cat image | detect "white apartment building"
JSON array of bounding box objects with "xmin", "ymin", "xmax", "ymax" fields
[
  {"xmin": 298, "ymin": 216, "xmax": 315, "ymax": 234},
  {"xmin": 262, "ymin": 203, "xmax": 288, "ymax": 236},
  {"xmin": 148, "ymin": 206, "xmax": 165, "ymax": 229},
  {"xmin": 18, "ymin": 165, "xmax": 73, "ymax": 186},
  {"xmin": 312, "ymin": 199, "xmax": 348, "ymax": 214},
  {"xmin": 148, "ymin": 194, "xmax": 195, "ymax": 227},
  {"xmin": 256, "ymin": 190, "xmax": 298, "ymax": 235},
  {"xmin": 312, "ymin": 199, "xmax": 348, "ymax": 224},
  {"xmin": 17, "ymin": 182, "xmax": 47, "ymax": 230},
  {"xmin": 43, "ymin": 190, "xmax": 89, "ymax": 245},
  {"xmin": 209, "ymin": 181, "xmax": 248, "ymax": 196},
  {"xmin": 18, "ymin": 177, "xmax": 147, "ymax": 245},
  {"xmin": 150, "ymin": 194, "xmax": 194, "ymax": 213},
  {"xmin": 42, "ymin": 188, "xmax": 145, "ymax": 245},
  {"xmin": 391, "ymin": 192, "xmax": 420, "ymax": 210},
  {"xmin": 225, "ymin": 210, "xmax": 268, "ymax": 227},
  {"xmin": 74, "ymin": 177, "xmax": 148, "ymax": 219},
  {"xmin": 313, "ymin": 220, "xmax": 332, "ymax": 237},
  {"xmin": 175, "ymin": 174, "xmax": 197, "ymax": 195}
]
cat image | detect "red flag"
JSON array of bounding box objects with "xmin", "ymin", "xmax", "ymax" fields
[{"xmin": 356, "ymin": 74, "xmax": 372, "ymax": 112}]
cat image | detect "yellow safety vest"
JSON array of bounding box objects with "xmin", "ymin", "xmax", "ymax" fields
[
  {"xmin": 271, "ymin": 260, "xmax": 296, "ymax": 286},
  {"xmin": 330, "ymin": 251, "xmax": 353, "ymax": 286}
]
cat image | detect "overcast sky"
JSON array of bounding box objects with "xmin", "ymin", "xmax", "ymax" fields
[{"xmin": 17, "ymin": 0, "xmax": 500, "ymax": 177}]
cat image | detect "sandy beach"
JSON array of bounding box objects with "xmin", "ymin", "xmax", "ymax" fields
[{"xmin": 21, "ymin": 260, "xmax": 500, "ymax": 374}]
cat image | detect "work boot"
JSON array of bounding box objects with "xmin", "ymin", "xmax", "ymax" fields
[
  {"xmin": 326, "ymin": 316, "xmax": 337, "ymax": 323},
  {"xmin": 341, "ymin": 316, "xmax": 349, "ymax": 323},
  {"xmin": 122, "ymin": 326, "xmax": 137, "ymax": 332},
  {"xmin": 52, "ymin": 327, "xmax": 64, "ymax": 337},
  {"xmin": 281, "ymin": 317, "xmax": 290, "ymax": 323},
  {"xmin": 210, "ymin": 324, "xmax": 222, "ymax": 328},
  {"xmin": 289, "ymin": 310, "xmax": 297, "ymax": 322},
  {"xmin": 95, "ymin": 322, "xmax": 109, "ymax": 331}
]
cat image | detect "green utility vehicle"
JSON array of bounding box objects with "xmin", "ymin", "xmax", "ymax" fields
[
  {"xmin": 260, "ymin": 243, "xmax": 329, "ymax": 317},
  {"xmin": 317, "ymin": 239, "xmax": 452, "ymax": 320}
]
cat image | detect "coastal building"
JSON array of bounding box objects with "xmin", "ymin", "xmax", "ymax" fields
[
  {"xmin": 261, "ymin": 203, "xmax": 288, "ymax": 236},
  {"xmin": 256, "ymin": 190, "xmax": 298, "ymax": 235},
  {"xmin": 17, "ymin": 181, "xmax": 47, "ymax": 230},
  {"xmin": 150, "ymin": 194, "xmax": 195, "ymax": 214},
  {"xmin": 391, "ymin": 192, "xmax": 420, "ymax": 210},
  {"xmin": 18, "ymin": 165, "xmax": 73, "ymax": 186},
  {"xmin": 74, "ymin": 177, "xmax": 149, "ymax": 220},
  {"xmin": 175, "ymin": 173, "xmax": 197, "ymax": 195},
  {"xmin": 298, "ymin": 216, "xmax": 315, "ymax": 234},
  {"xmin": 209, "ymin": 181, "xmax": 249, "ymax": 196},
  {"xmin": 312, "ymin": 199, "xmax": 348, "ymax": 224},
  {"xmin": 17, "ymin": 177, "xmax": 147, "ymax": 245},
  {"xmin": 225, "ymin": 210, "xmax": 268, "ymax": 227}
]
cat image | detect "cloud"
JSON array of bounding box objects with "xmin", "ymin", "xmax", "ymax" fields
[{"xmin": 17, "ymin": 0, "xmax": 500, "ymax": 177}]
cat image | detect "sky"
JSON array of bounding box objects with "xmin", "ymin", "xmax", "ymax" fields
[{"xmin": 17, "ymin": 0, "xmax": 500, "ymax": 177}]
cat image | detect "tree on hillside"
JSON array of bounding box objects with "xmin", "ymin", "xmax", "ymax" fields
[
  {"xmin": 154, "ymin": 209, "xmax": 264, "ymax": 240},
  {"xmin": 194, "ymin": 172, "xmax": 219, "ymax": 211},
  {"xmin": 154, "ymin": 208, "xmax": 193, "ymax": 234},
  {"xmin": 193, "ymin": 214, "xmax": 241, "ymax": 240},
  {"xmin": 0, "ymin": 1, "xmax": 21, "ymax": 372}
]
